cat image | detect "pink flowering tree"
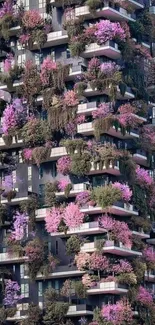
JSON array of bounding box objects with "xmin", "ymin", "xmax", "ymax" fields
[
  {"xmin": 136, "ymin": 166, "xmax": 153, "ymax": 188},
  {"xmin": 76, "ymin": 191, "xmax": 91, "ymax": 207},
  {"xmin": 63, "ymin": 90, "xmax": 79, "ymax": 107},
  {"xmin": 4, "ymin": 280, "xmax": 22, "ymax": 306},
  {"xmin": 2, "ymin": 174, "xmax": 16, "ymax": 201},
  {"xmin": 0, "ymin": 0, "xmax": 14, "ymax": 18},
  {"xmin": 137, "ymin": 286, "xmax": 153, "ymax": 307},
  {"xmin": 101, "ymin": 299, "xmax": 133, "ymax": 325},
  {"xmin": 3, "ymin": 53, "xmax": 14, "ymax": 73},
  {"xmin": 10, "ymin": 211, "xmax": 28, "ymax": 241},
  {"xmin": 92, "ymin": 103, "xmax": 112, "ymax": 120},
  {"xmin": 82, "ymin": 274, "xmax": 96, "ymax": 288},
  {"xmin": 22, "ymin": 148, "xmax": 33, "ymax": 162},
  {"xmin": 58, "ymin": 179, "xmax": 71, "ymax": 192},
  {"xmin": 112, "ymin": 182, "xmax": 132, "ymax": 202},
  {"xmin": 64, "ymin": 203, "xmax": 84, "ymax": 228},
  {"xmin": 74, "ymin": 252, "xmax": 91, "ymax": 270},
  {"xmin": 57, "ymin": 156, "xmax": 71, "ymax": 175},
  {"xmin": 45, "ymin": 207, "xmax": 63, "ymax": 233},
  {"xmin": 95, "ymin": 20, "xmax": 126, "ymax": 45},
  {"xmin": 40, "ymin": 56, "xmax": 57, "ymax": 86},
  {"xmin": 100, "ymin": 62, "xmax": 120, "ymax": 77},
  {"xmin": 22, "ymin": 9, "xmax": 44, "ymax": 29},
  {"xmin": 2, "ymin": 104, "xmax": 17, "ymax": 135},
  {"xmin": 117, "ymin": 103, "xmax": 142, "ymax": 128},
  {"xmin": 143, "ymin": 246, "xmax": 155, "ymax": 270},
  {"xmin": 89, "ymin": 252, "xmax": 110, "ymax": 278},
  {"xmin": 112, "ymin": 260, "xmax": 133, "ymax": 274},
  {"xmin": 100, "ymin": 215, "xmax": 132, "ymax": 248}
]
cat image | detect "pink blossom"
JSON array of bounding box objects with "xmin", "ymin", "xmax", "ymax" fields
[
  {"xmin": 22, "ymin": 10, "xmax": 44, "ymax": 29},
  {"xmin": 99, "ymin": 214, "xmax": 115, "ymax": 231},
  {"xmin": 64, "ymin": 203, "xmax": 84, "ymax": 228},
  {"xmin": 76, "ymin": 191, "xmax": 91, "ymax": 206},
  {"xmin": 112, "ymin": 260, "xmax": 133, "ymax": 274},
  {"xmin": 11, "ymin": 212, "xmax": 28, "ymax": 241},
  {"xmin": 58, "ymin": 179, "xmax": 71, "ymax": 191},
  {"xmin": 23, "ymin": 148, "xmax": 33, "ymax": 161},
  {"xmin": 89, "ymin": 253, "xmax": 109, "ymax": 272},
  {"xmin": 136, "ymin": 166, "xmax": 153, "ymax": 187},
  {"xmin": 137, "ymin": 286, "xmax": 153, "ymax": 306},
  {"xmin": 40, "ymin": 56, "xmax": 57, "ymax": 86},
  {"xmin": 57, "ymin": 156, "xmax": 71, "ymax": 175},
  {"xmin": 2, "ymin": 104, "xmax": 17, "ymax": 135},
  {"xmin": 0, "ymin": 0, "xmax": 14, "ymax": 18},
  {"xmin": 117, "ymin": 103, "xmax": 141, "ymax": 128},
  {"xmin": 112, "ymin": 182, "xmax": 132, "ymax": 202},
  {"xmin": 65, "ymin": 121, "xmax": 76, "ymax": 136},
  {"xmin": 100, "ymin": 62, "xmax": 120, "ymax": 76},
  {"xmin": 95, "ymin": 20, "xmax": 126, "ymax": 45},
  {"xmin": 3, "ymin": 54, "xmax": 14, "ymax": 73},
  {"xmin": 75, "ymin": 252, "xmax": 91, "ymax": 270},
  {"xmin": 143, "ymin": 247, "xmax": 155, "ymax": 264},
  {"xmin": 102, "ymin": 300, "xmax": 133, "ymax": 325},
  {"xmin": 92, "ymin": 103, "xmax": 112, "ymax": 119},
  {"xmin": 4, "ymin": 280, "xmax": 22, "ymax": 306},
  {"xmin": 76, "ymin": 114, "xmax": 86, "ymax": 124},
  {"xmin": 82, "ymin": 274, "xmax": 96, "ymax": 288},
  {"xmin": 19, "ymin": 34, "xmax": 30, "ymax": 45},
  {"xmin": 63, "ymin": 90, "xmax": 79, "ymax": 107},
  {"xmin": 45, "ymin": 207, "xmax": 63, "ymax": 233}
]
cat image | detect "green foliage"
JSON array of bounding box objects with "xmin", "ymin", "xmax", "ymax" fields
[
  {"xmin": 132, "ymin": 259, "xmax": 146, "ymax": 283},
  {"xmin": 92, "ymin": 184, "xmax": 122, "ymax": 209},
  {"xmin": 0, "ymin": 307, "xmax": 7, "ymax": 323},
  {"xmin": 117, "ymin": 272, "xmax": 137, "ymax": 285},
  {"xmin": 132, "ymin": 184, "xmax": 148, "ymax": 217},
  {"xmin": 21, "ymin": 119, "xmax": 51, "ymax": 147},
  {"xmin": 61, "ymin": 139, "xmax": 87, "ymax": 155},
  {"xmin": 70, "ymin": 152, "xmax": 91, "ymax": 176},
  {"xmin": 93, "ymin": 116, "xmax": 114, "ymax": 140},
  {"xmin": 43, "ymin": 288, "xmax": 69, "ymax": 325},
  {"xmin": 45, "ymin": 182, "xmax": 58, "ymax": 207},
  {"xmin": 21, "ymin": 304, "xmax": 43, "ymax": 325},
  {"xmin": 66, "ymin": 235, "xmax": 81, "ymax": 255},
  {"xmin": 20, "ymin": 195, "xmax": 39, "ymax": 228},
  {"xmin": 86, "ymin": 0, "xmax": 101, "ymax": 10},
  {"xmin": 73, "ymin": 280, "xmax": 86, "ymax": 299}
]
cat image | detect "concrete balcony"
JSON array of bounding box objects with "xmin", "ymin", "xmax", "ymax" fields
[
  {"xmin": 146, "ymin": 237, "xmax": 155, "ymax": 245},
  {"xmin": 50, "ymin": 146, "xmax": 67, "ymax": 160},
  {"xmin": 82, "ymin": 84, "xmax": 134, "ymax": 99},
  {"xmin": 80, "ymin": 201, "xmax": 138, "ymax": 216},
  {"xmin": 75, "ymin": 3, "xmax": 135, "ymax": 21},
  {"xmin": 44, "ymin": 30, "xmax": 68, "ymax": 48},
  {"xmin": 77, "ymin": 122, "xmax": 139, "ymax": 139},
  {"xmin": 87, "ymin": 281, "xmax": 128, "ymax": 295},
  {"xmin": 67, "ymin": 65, "xmax": 84, "ymax": 80},
  {"xmin": 132, "ymin": 230, "xmax": 150, "ymax": 239},
  {"xmin": 77, "ymin": 102, "xmax": 97, "ymax": 115},
  {"xmin": 125, "ymin": 0, "xmax": 144, "ymax": 9},
  {"xmin": 0, "ymin": 135, "xmax": 23, "ymax": 150},
  {"xmin": 149, "ymin": 6, "xmax": 155, "ymax": 14},
  {"xmin": 133, "ymin": 150, "xmax": 148, "ymax": 167},
  {"xmin": 56, "ymin": 183, "xmax": 87, "ymax": 197},
  {"xmin": 88, "ymin": 160, "xmax": 121, "ymax": 176},
  {"xmin": 50, "ymin": 221, "xmax": 107, "ymax": 237},
  {"xmin": 1, "ymin": 194, "xmax": 29, "ymax": 205},
  {"xmin": 35, "ymin": 207, "xmax": 49, "ymax": 221},
  {"xmin": 7, "ymin": 304, "xmax": 28, "ymax": 321},
  {"xmin": 81, "ymin": 240, "xmax": 142, "ymax": 256},
  {"xmin": 67, "ymin": 304, "xmax": 93, "ymax": 316},
  {"xmin": 83, "ymin": 41, "xmax": 121, "ymax": 59},
  {"xmin": 0, "ymin": 252, "xmax": 25, "ymax": 264},
  {"xmin": 36, "ymin": 265, "xmax": 85, "ymax": 279}
]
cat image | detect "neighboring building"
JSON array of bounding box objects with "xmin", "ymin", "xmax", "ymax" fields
[{"xmin": 1, "ymin": 0, "xmax": 155, "ymax": 324}]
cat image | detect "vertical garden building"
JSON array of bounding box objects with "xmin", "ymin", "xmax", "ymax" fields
[{"xmin": 1, "ymin": 0, "xmax": 155, "ymax": 324}]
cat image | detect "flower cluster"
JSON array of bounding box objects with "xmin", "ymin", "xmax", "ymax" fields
[
  {"xmin": 112, "ymin": 182, "xmax": 132, "ymax": 201},
  {"xmin": 92, "ymin": 103, "xmax": 112, "ymax": 119},
  {"xmin": 95, "ymin": 20, "xmax": 126, "ymax": 45},
  {"xmin": 136, "ymin": 166, "xmax": 153, "ymax": 187}
]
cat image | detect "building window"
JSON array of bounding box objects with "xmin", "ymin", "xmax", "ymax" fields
[
  {"xmin": 55, "ymin": 240, "xmax": 58, "ymax": 255},
  {"xmin": 17, "ymin": 53, "xmax": 26, "ymax": 67},
  {"xmin": 21, "ymin": 284, "xmax": 29, "ymax": 298},
  {"xmin": 66, "ymin": 49, "xmax": 70, "ymax": 59},
  {"xmin": 51, "ymin": 163, "xmax": 57, "ymax": 177},
  {"xmin": 20, "ymin": 264, "xmax": 28, "ymax": 278},
  {"xmin": 28, "ymin": 167, "xmax": 32, "ymax": 181},
  {"xmin": 38, "ymin": 282, "xmax": 43, "ymax": 297},
  {"xmin": 39, "ymin": 167, "xmax": 43, "ymax": 179}
]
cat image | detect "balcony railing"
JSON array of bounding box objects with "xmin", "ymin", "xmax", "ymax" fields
[
  {"xmin": 87, "ymin": 281, "xmax": 128, "ymax": 294},
  {"xmin": 83, "ymin": 41, "xmax": 121, "ymax": 59}
]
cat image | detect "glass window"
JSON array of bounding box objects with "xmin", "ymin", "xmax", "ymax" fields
[
  {"xmin": 51, "ymin": 163, "xmax": 57, "ymax": 177},
  {"xmin": 21, "ymin": 284, "xmax": 29, "ymax": 298},
  {"xmin": 38, "ymin": 282, "xmax": 43, "ymax": 297}
]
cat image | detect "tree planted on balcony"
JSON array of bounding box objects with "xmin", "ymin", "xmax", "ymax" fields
[
  {"xmin": 24, "ymin": 238, "xmax": 44, "ymax": 280},
  {"xmin": 89, "ymin": 252, "xmax": 110, "ymax": 279},
  {"xmin": 45, "ymin": 207, "xmax": 63, "ymax": 233},
  {"xmin": 58, "ymin": 179, "xmax": 72, "ymax": 198},
  {"xmin": 92, "ymin": 184, "xmax": 122, "ymax": 209},
  {"xmin": 43, "ymin": 288, "xmax": 71, "ymax": 325},
  {"xmin": 45, "ymin": 182, "xmax": 58, "ymax": 207},
  {"xmin": 21, "ymin": 61, "xmax": 42, "ymax": 105},
  {"xmin": 75, "ymin": 252, "xmax": 91, "ymax": 271},
  {"xmin": 2, "ymin": 174, "xmax": 16, "ymax": 202},
  {"xmin": 20, "ymin": 194, "xmax": 39, "ymax": 227},
  {"xmin": 70, "ymin": 152, "xmax": 91, "ymax": 176},
  {"xmin": 101, "ymin": 299, "xmax": 133, "ymax": 325},
  {"xmin": 21, "ymin": 118, "xmax": 51, "ymax": 147},
  {"xmin": 66, "ymin": 235, "xmax": 81, "ymax": 255},
  {"xmin": 10, "ymin": 211, "xmax": 28, "ymax": 241},
  {"xmin": 4, "ymin": 279, "xmax": 22, "ymax": 306},
  {"xmin": 21, "ymin": 304, "xmax": 43, "ymax": 325},
  {"xmin": 19, "ymin": 9, "xmax": 52, "ymax": 49}
]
